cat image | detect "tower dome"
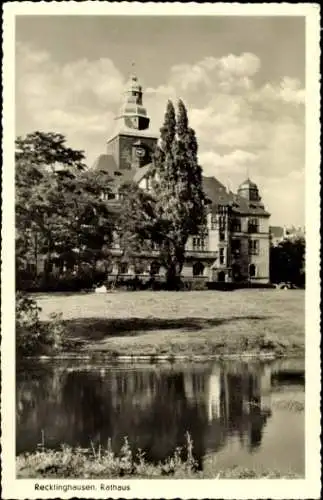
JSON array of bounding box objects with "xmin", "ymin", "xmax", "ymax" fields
[{"xmin": 238, "ymin": 178, "xmax": 261, "ymax": 202}]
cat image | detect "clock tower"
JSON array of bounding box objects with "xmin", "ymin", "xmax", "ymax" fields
[{"xmin": 106, "ymin": 71, "xmax": 158, "ymax": 171}]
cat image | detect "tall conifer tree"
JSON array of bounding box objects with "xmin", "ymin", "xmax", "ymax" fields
[
  {"xmin": 153, "ymin": 100, "xmax": 206, "ymax": 288},
  {"xmin": 120, "ymin": 99, "xmax": 206, "ymax": 289}
]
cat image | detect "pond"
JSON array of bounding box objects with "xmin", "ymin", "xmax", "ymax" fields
[{"xmin": 16, "ymin": 358, "xmax": 305, "ymax": 476}]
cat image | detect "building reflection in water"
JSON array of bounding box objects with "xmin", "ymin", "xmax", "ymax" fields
[{"xmin": 16, "ymin": 362, "xmax": 273, "ymax": 466}]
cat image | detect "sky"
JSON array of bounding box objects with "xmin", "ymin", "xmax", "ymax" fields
[{"xmin": 15, "ymin": 15, "xmax": 305, "ymax": 227}]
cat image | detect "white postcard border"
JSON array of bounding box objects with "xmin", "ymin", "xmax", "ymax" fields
[{"xmin": 1, "ymin": 3, "xmax": 321, "ymax": 499}]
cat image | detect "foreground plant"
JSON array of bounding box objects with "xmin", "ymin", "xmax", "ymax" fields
[
  {"xmin": 16, "ymin": 292, "xmax": 69, "ymax": 357},
  {"xmin": 16, "ymin": 432, "xmax": 302, "ymax": 479},
  {"xmin": 17, "ymin": 433, "xmax": 199, "ymax": 479}
]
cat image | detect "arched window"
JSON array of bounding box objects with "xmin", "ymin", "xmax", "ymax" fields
[
  {"xmin": 249, "ymin": 264, "xmax": 256, "ymax": 278},
  {"xmin": 193, "ymin": 262, "xmax": 205, "ymax": 277}
]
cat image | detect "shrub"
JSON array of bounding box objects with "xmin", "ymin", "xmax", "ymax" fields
[
  {"xmin": 16, "ymin": 292, "xmax": 43, "ymax": 356},
  {"xmin": 190, "ymin": 279, "xmax": 207, "ymax": 291},
  {"xmin": 16, "ymin": 292, "xmax": 67, "ymax": 357}
]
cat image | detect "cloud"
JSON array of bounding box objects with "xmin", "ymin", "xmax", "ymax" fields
[
  {"xmin": 199, "ymin": 149, "xmax": 258, "ymax": 180},
  {"xmin": 16, "ymin": 42, "xmax": 126, "ymax": 164},
  {"xmin": 252, "ymin": 77, "xmax": 305, "ymax": 106},
  {"xmin": 16, "ymin": 44, "xmax": 305, "ymax": 225},
  {"xmin": 260, "ymin": 169, "xmax": 305, "ymax": 227},
  {"xmin": 217, "ymin": 52, "xmax": 261, "ymax": 77}
]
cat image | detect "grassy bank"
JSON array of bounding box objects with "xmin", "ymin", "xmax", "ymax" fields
[
  {"xmin": 17, "ymin": 436, "xmax": 302, "ymax": 479},
  {"xmin": 32, "ymin": 289, "xmax": 305, "ymax": 358}
]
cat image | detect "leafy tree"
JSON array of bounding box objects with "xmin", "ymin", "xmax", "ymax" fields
[
  {"xmin": 16, "ymin": 132, "xmax": 114, "ymax": 285},
  {"xmin": 270, "ymin": 237, "xmax": 305, "ymax": 286},
  {"xmin": 119, "ymin": 100, "xmax": 206, "ymax": 289}
]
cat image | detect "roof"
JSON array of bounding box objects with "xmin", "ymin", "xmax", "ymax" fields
[
  {"xmin": 93, "ymin": 154, "xmax": 138, "ymax": 185},
  {"xmin": 203, "ymin": 176, "xmax": 234, "ymax": 205},
  {"xmin": 107, "ymin": 129, "xmax": 158, "ymax": 143},
  {"xmin": 92, "ymin": 155, "xmax": 270, "ymax": 217},
  {"xmin": 92, "ymin": 154, "xmax": 118, "ymax": 176},
  {"xmin": 132, "ymin": 163, "xmax": 153, "ymax": 183},
  {"xmin": 233, "ymin": 194, "xmax": 270, "ymax": 217},
  {"xmin": 202, "ymin": 176, "xmax": 269, "ymax": 216}
]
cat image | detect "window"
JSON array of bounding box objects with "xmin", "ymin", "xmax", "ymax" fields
[
  {"xmin": 150, "ymin": 261, "xmax": 160, "ymax": 275},
  {"xmin": 219, "ymin": 230, "xmax": 225, "ymax": 241},
  {"xmin": 192, "ymin": 237, "xmax": 205, "ymax": 251},
  {"xmin": 219, "ymin": 248, "xmax": 225, "ymax": 265},
  {"xmin": 218, "ymin": 271, "xmax": 225, "ymax": 282},
  {"xmin": 134, "ymin": 262, "xmax": 145, "ymax": 274},
  {"xmin": 101, "ymin": 191, "xmax": 116, "ymax": 201},
  {"xmin": 119, "ymin": 262, "xmax": 128, "ymax": 274},
  {"xmin": 193, "ymin": 262, "xmax": 205, "ymax": 277},
  {"xmin": 249, "ymin": 264, "xmax": 256, "ymax": 278},
  {"xmin": 248, "ymin": 240, "xmax": 259, "ymax": 255},
  {"xmin": 219, "ymin": 216, "xmax": 226, "ymax": 230},
  {"xmin": 231, "ymin": 239, "xmax": 241, "ymax": 255},
  {"xmin": 231, "ymin": 217, "xmax": 241, "ymax": 232},
  {"xmin": 44, "ymin": 261, "xmax": 53, "ymax": 273},
  {"xmin": 210, "ymin": 215, "xmax": 217, "ymax": 230},
  {"xmin": 26, "ymin": 263, "xmax": 36, "ymax": 273},
  {"xmin": 248, "ymin": 218, "xmax": 259, "ymax": 233}
]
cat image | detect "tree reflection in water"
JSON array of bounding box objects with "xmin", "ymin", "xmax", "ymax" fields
[{"xmin": 16, "ymin": 362, "xmax": 273, "ymax": 467}]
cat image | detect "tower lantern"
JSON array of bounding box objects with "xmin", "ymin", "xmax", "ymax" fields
[{"xmin": 115, "ymin": 69, "xmax": 150, "ymax": 131}]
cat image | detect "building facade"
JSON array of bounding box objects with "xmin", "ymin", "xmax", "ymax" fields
[{"xmin": 94, "ymin": 73, "xmax": 271, "ymax": 284}]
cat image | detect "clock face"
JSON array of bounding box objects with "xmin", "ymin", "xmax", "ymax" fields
[{"xmin": 135, "ymin": 146, "xmax": 145, "ymax": 158}]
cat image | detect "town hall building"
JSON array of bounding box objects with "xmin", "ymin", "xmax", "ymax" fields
[{"xmin": 93, "ymin": 72, "xmax": 271, "ymax": 284}]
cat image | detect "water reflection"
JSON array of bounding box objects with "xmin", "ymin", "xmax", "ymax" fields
[{"xmin": 16, "ymin": 361, "xmax": 304, "ymax": 472}]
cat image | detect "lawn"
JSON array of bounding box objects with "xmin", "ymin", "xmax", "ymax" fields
[{"xmin": 34, "ymin": 289, "xmax": 305, "ymax": 358}]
